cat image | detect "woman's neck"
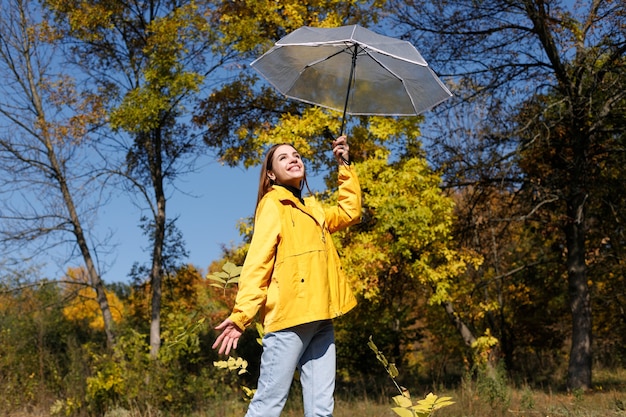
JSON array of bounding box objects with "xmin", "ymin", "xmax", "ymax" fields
[{"xmin": 276, "ymin": 183, "xmax": 304, "ymax": 204}]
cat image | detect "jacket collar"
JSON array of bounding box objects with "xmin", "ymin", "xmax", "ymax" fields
[
  {"xmin": 271, "ymin": 185, "xmax": 325, "ymax": 227},
  {"xmin": 275, "ymin": 183, "xmax": 304, "ymax": 204},
  {"xmin": 272, "ymin": 184, "xmax": 306, "ymax": 209}
]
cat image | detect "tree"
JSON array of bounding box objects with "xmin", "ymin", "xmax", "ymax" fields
[
  {"xmin": 336, "ymin": 146, "xmax": 482, "ymax": 377},
  {"xmin": 0, "ymin": 0, "xmax": 115, "ymax": 346},
  {"xmin": 44, "ymin": 0, "xmax": 238, "ymax": 357},
  {"xmin": 388, "ymin": 0, "xmax": 626, "ymax": 390}
]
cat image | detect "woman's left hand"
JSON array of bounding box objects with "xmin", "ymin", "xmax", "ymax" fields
[
  {"xmin": 212, "ymin": 318, "xmax": 243, "ymax": 355},
  {"xmin": 332, "ymin": 136, "xmax": 350, "ymax": 165}
]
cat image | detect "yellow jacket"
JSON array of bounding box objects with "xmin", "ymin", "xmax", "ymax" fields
[{"xmin": 229, "ymin": 165, "xmax": 361, "ymax": 333}]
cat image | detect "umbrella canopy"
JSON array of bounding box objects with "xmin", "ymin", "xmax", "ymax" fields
[{"xmin": 251, "ymin": 24, "xmax": 452, "ymax": 132}]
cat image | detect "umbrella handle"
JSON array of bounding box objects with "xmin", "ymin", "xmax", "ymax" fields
[
  {"xmin": 339, "ymin": 43, "xmax": 358, "ymax": 136},
  {"xmin": 323, "ymin": 126, "xmax": 351, "ymax": 165}
]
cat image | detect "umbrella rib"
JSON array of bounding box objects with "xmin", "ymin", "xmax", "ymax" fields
[
  {"xmin": 361, "ymin": 49, "xmax": 424, "ymax": 114},
  {"xmin": 301, "ymin": 42, "xmax": 358, "ymax": 69},
  {"xmin": 298, "ymin": 42, "xmax": 365, "ymax": 135}
]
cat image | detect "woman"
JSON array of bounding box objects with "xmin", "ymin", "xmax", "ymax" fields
[{"xmin": 212, "ymin": 135, "xmax": 361, "ymax": 417}]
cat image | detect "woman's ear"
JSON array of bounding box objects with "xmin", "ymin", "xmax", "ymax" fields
[{"xmin": 267, "ymin": 171, "xmax": 276, "ymax": 181}]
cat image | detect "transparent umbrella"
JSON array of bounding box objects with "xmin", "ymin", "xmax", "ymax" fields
[{"xmin": 251, "ymin": 24, "xmax": 452, "ymax": 135}]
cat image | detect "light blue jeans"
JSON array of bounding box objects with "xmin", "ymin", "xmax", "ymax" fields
[{"xmin": 245, "ymin": 319, "xmax": 336, "ymax": 417}]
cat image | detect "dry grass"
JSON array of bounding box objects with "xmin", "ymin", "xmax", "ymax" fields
[
  {"xmin": 7, "ymin": 369, "xmax": 626, "ymax": 417},
  {"xmin": 197, "ymin": 388, "xmax": 626, "ymax": 417},
  {"xmin": 6, "ymin": 390, "xmax": 626, "ymax": 417},
  {"xmin": 228, "ymin": 368, "xmax": 626, "ymax": 417},
  {"xmin": 285, "ymin": 386, "xmax": 626, "ymax": 417},
  {"xmin": 437, "ymin": 387, "xmax": 626, "ymax": 417}
]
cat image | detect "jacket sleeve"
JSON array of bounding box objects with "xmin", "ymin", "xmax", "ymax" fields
[
  {"xmin": 326, "ymin": 165, "xmax": 362, "ymax": 233},
  {"xmin": 228, "ymin": 196, "xmax": 281, "ymax": 331}
]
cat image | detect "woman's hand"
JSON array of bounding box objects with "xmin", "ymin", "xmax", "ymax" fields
[
  {"xmin": 332, "ymin": 135, "xmax": 350, "ymax": 166},
  {"xmin": 212, "ymin": 318, "xmax": 243, "ymax": 355}
]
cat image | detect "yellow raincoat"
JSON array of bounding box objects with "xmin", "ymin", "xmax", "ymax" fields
[{"xmin": 228, "ymin": 165, "xmax": 361, "ymax": 333}]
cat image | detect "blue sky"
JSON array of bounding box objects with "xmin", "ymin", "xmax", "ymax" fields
[{"xmin": 97, "ymin": 161, "xmax": 257, "ymax": 283}]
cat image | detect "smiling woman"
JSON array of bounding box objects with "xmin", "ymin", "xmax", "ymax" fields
[
  {"xmin": 212, "ymin": 135, "xmax": 362, "ymax": 417},
  {"xmin": 266, "ymin": 145, "xmax": 305, "ymax": 189}
]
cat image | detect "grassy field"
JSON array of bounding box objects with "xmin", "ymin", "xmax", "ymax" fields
[
  {"xmin": 9, "ymin": 369, "xmax": 626, "ymax": 417},
  {"xmin": 261, "ymin": 386, "xmax": 626, "ymax": 417},
  {"xmin": 9, "ymin": 389, "xmax": 626, "ymax": 417}
]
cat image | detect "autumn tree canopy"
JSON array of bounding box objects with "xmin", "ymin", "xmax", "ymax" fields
[{"xmin": 387, "ymin": 0, "xmax": 626, "ymax": 390}]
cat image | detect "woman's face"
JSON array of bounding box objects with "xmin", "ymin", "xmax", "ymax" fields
[{"xmin": 268, "ymin": 144, "xmax": 305, "ymax": 188}]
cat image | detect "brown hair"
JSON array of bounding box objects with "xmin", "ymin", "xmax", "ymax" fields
[{"xmin": 255, "ymin": 143, "xmax": 310, "ymax": 217}]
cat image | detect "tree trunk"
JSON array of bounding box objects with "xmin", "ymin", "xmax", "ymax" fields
[
  {"xmin": 443, "ymin": 300, "xmax": 501, "ymax": 375},
  {"xmin": 565, "ymin": 194, "xmax": 592, "ymax": 391},
  {"xmin": 38, "ymin": 91, "xmax": 116, "ymax": 349},
  {"xmin": 82, "ymin": 235, "xmax": 117, "ymax": 347},
  {"xmin": 442, "ymin": 301, "xmax": 477, "ymax": 348},
  {"xmin": 149, "ymin": 210, "xmax": 165, "ymax": 358},
  {"xmin": 149, "ymin": 129, "xmax": 166, "ymax": 359},
  {"xmin": 50, "ymin": 146, "xmax": 116, "ymax": 348}
]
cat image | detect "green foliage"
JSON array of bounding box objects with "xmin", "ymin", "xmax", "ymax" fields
[
  {"xmin": 471, "ymin": 329, "xmax": 499, "ymax": 366},
  {"xmin": 109, "ymin": 1, "xmax": 205, "ymax": 133},
  {"xmin": 335, "ymin": 152, "xmax": 481, "ymax": 382},
  {"xmin": 475, "ymin": 362, "xmax": 511, "ymax": 415},
  {"xmin": 85, "ymin": 330, "xmax": 149, "ymax": 410},
  {"xmin": 161, "ymin": 315, "xmax": 205, "ymax": 363},
  {"xmin": 368, "ymin": 336, "xmax": 454, "ymax": 416},
  {"xmin": 212, "ymin": 319, "xmax": 263, "ymax": 403},
  {"xmin": 368, "ymin": 335, "xmax": 401, "ymax": 391},
  {"xmin": 520, "ymin": 386, "xmax": 535, "ymax": 410},
  {"xmin": 392, "ymin": 393, "xmax": 456, "ymax": 417},
  {"xmin": 84, "ymin": 314, "xmax": 217, "ymax": 415},
  {"xmin": 206, "ymin": 261, "xmax": 242, "ymax": 295},
  {"xmin": 0, "ymin": 273, "xmax": 94, "ymax": 414},
  {"xmin": 343, "ymin": 152, "xmax": 480, "ymax": 303},
  {"xmin": 215, "ymin": 0, "xmax": 384, "ymax": 53}
]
